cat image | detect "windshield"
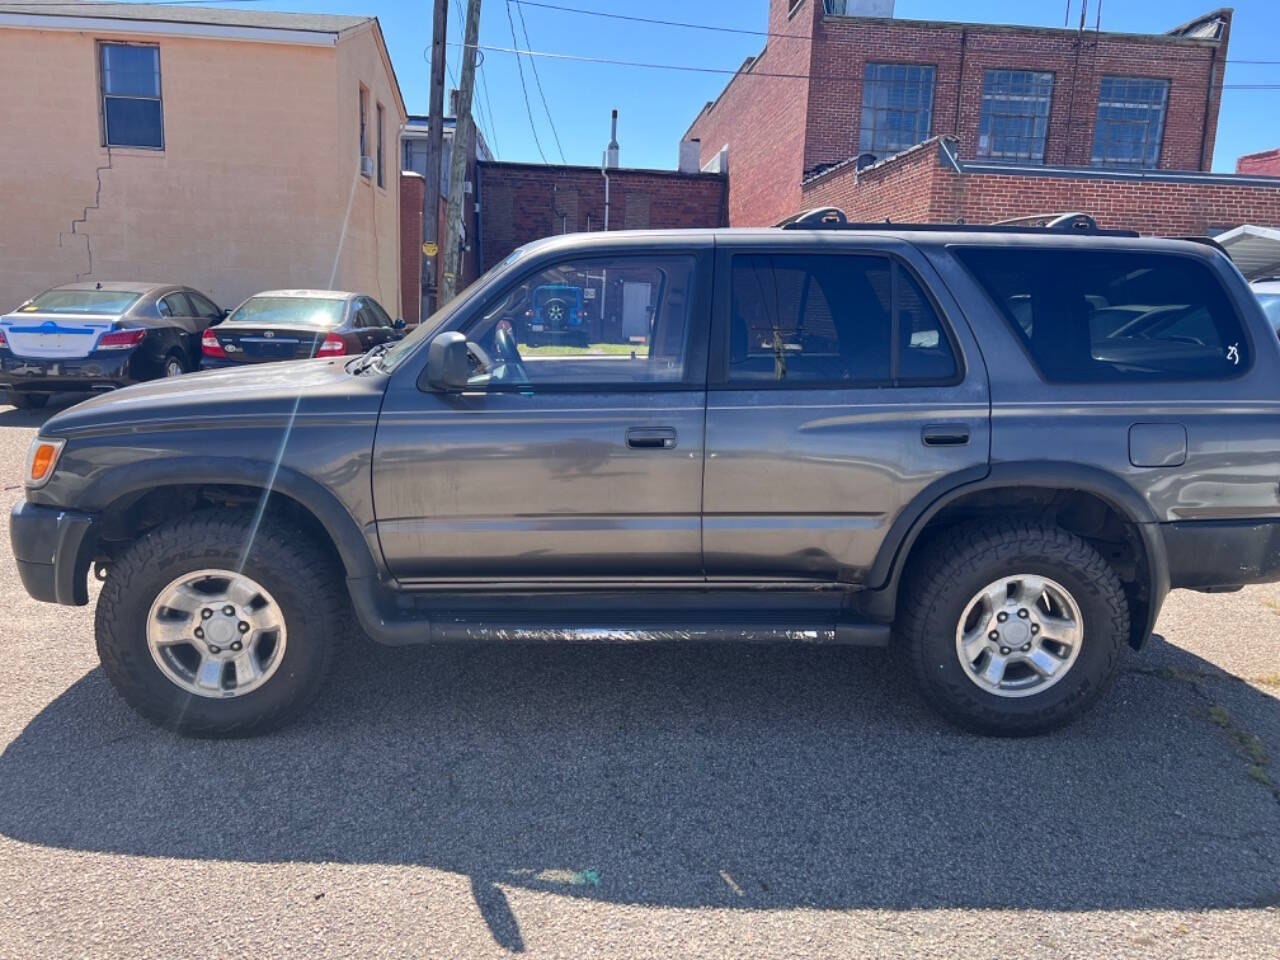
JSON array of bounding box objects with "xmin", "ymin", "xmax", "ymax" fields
[
  {"xmin": 379, "ymin": 246, "xmax": 530, "ymax": 373},
  {"xmin": 1257, "ymin": 293, "xmax": 1280, "ymax": 330},
  {"xmin": 18, "ymin": 289, "xmax": 141, "ymax": 315},
  {"xmin": 228, "ymin": 296, "xmax": 346, "ymax": 327}
]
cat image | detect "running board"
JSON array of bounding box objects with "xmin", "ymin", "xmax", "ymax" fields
[{"xmin": 424, "ymin": 620, "xmax": 890, "ymax": 646}]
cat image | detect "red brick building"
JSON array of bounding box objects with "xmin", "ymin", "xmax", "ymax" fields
[
  {"xmin": 475, "ymin": 161, "xmax": 728, "ymax": 270},
  {"xmin": 1237, "ymin": 148, "xmax": 1280, "ymax": 177},
  {"xmin": 685, "ymin": 0, "xmax": 1248, "ymax": 230}
]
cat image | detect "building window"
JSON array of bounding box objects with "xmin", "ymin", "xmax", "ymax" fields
[
  {"xmin": 359, "ymin": 85, "xmax": 370, "ymax": 175},
  {"xmin": 99, "ymin": 42, "xmax": 163, "ymax": 149},
  {"xmin": 977, "ymin": 69, "xmax": 1054, "ymax": 163},
  {"xmin": 376, "ymin": 102, "xmax": 385, "ymax": 187},
  {"xmin": 1092, "ymin": 76, "xmax": 1169, "ymax": 168},
  {"xmin": 858, "ymin": 64, "xmax": 936, "ymax": 158}
]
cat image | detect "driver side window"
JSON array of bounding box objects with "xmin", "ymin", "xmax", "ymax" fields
[{"xmin": 461, "ymin": 254, "xmax": 696, "ymax": 388}]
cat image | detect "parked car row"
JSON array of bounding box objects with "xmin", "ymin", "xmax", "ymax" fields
[{"xmin": 0, "ymin": 282, "xmax": 402, "ymax": 408}]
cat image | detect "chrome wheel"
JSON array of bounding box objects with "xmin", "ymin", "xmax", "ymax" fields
[
  {"xmin": 954, "ymin": 575, "xmax": 1083, "ymax": 699},
  {"xmin": 544, "ymin": 301, "xmax": 565, "ymax": 323},
  {"xmin": 164, "ymin": 357, "xmax": 185, "ymax": 377},
  {"xmin": 146, "ymin": 569, "xmax": 287, "ymax": 699}
]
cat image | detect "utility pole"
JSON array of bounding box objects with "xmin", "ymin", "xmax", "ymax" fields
[
  {"xmin": 423, "ymin": 0, "xmax": 448, "ymax": 316},
  {"xmin": 441, "ymin": 0, "xmax": 481, "ymax": 305}
]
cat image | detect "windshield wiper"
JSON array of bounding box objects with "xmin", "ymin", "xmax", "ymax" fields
[{"xmin": 350, "ymin": 341, "xmax": 393, "ymax": 374}]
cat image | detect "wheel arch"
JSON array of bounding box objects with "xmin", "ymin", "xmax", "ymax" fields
[
  {"xmin": 81, "ymin": 457, "xmax": 382, "ymax": 583},
  {"xmin": 859, "ymin": 462, "xmax": 1168, "ymax": 649}
]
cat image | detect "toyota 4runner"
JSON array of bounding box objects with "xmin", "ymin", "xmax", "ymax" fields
[{"xmin": 13, "ymin": 211, "xmax": 1280, "ymax": 737}]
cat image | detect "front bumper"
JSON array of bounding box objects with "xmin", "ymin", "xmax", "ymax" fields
[
  {"xmin": 0, "ymin": 351, "xmax": 137, "ymax": 392},
  {"xmin": 1163, "ymin": 519, "xmax": 1280, "ymax": 591},
  {"xmin": 10, "ymin": 501, "xmax": 97, "ymax": 605}
]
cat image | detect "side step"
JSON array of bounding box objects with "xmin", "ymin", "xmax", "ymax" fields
[
  {"xmin": 424, "ymin": 619, "xmax": 890, "ymax": 646},
  {"xmin": 347, "ymin": 577, "xmax": 892, "ymax": 647}
]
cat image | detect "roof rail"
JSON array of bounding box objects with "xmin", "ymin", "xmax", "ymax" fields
[
  {"xmin": 774, "ymin": 207, "xmax": 848, "ymax": 228},
  {"xmin": 775, "ymin": 213, "xmax": 1138, "ymax": 238}
]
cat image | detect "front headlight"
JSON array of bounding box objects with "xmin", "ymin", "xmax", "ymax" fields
[{"xmin": 24, "ymin": 436, "xmax": 65, "ymax": 489}]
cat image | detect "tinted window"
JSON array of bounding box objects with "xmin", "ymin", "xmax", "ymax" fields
[
  {"xmin": 187, "ymin": 292, "xmax": 222, "ymax": 319},
  {"xmin": 365, "ymin": 298, "xmax": 394, "ymax": 327},
  {"xmin": 161, "ymin": 293, "xmax": 193, "ymax": 317},
  {"xmin": 461, "ymin": 255, "xmax": 696, "ymax": 388},
  {"xmin": 956, "ymin": 248, "xmax": 1249, "ymax": 382},
  {"xmin": 728, "ymin": 254, "xmax": 956, "ymax": 385}
]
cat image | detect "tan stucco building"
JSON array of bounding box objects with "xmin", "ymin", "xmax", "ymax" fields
[{"xmin": 0, "ymin": 2, "xmax": 407, "ymax": 315}]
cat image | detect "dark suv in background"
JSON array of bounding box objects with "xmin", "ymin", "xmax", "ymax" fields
[{"xmin": 12, "ymin": 211, "xmax": 1280, "ymax": 737}]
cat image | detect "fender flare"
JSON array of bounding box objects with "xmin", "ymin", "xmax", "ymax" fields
[
  {"xmin": 862, "ymin": 461, "xmax": 1168, "ymax": 644},
  {"xmin": 78, "ymin": 456, "xmax": 382, "ymax": 581}
]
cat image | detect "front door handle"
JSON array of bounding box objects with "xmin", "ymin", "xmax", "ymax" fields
[
  {"xmin": 627, "ymin": 427, "xmax": 678, "ymax": 450},
  {"xmin": 921, "ymin": 423, "xmax": 970, "ymax": 447}
]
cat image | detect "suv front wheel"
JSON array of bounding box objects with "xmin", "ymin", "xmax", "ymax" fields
[
  {"xmin": 95, "ymin": 510, "xmax": 342, "ymax": 737},
  {"xmin": 897, "ymin": 520, "xmax": 1129, "ymax": 735}
]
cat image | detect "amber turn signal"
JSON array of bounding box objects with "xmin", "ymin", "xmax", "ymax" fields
[{"xmin": 24, "ymin": 437, "xmax": 64, "ymax": 488}]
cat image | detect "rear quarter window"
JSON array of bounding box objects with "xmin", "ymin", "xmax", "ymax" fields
[{"xmin": 955, "ymin": 247, "xmax": 1249, "ymax": 383}]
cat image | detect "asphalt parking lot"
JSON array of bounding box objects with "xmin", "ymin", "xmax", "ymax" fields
[{"xmin": 0, "ymin": 402, "xmax": 1277, "ymax": 959}]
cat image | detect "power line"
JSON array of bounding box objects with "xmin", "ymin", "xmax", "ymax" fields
[
  {"xmin": 457, "ymin": 42, "xmax": 1280, "ymax": 91},
  {"xmin": 504, "ymin": 0, "xmax": 548, "ymax": 162},
  {"xmin": 500, "ymin": 2, "xmax": 1280, "ymax": 69},
  {"xmin": 513, "ymin": 0, "xmax": 566, "ymax": 163},
  {"xmin": 478, "ymin": 53, "xmax": 502, "ymax": 158},
  {"xmin": 450, "ymin": 0, "xmax": 497, "ymax": 158}
]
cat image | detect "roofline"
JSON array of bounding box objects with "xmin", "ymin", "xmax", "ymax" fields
[
  {"xmin": 802, "ymin": 136, "xmax": 1280, "ymax": 191},
  {"xmin": 822, "ymin": 9, "xmax": 1231, "ymax": 48},
  {"xmin": 0, "ymin": 8, "xmax": 366, "ymax": 47},
  {"xmin": 344, "ymin": 17, "xmax": 407, "ymax": 122},
  {"xmin": 477, "ymin": 159, "xmax": 724, "ymax": 181}
]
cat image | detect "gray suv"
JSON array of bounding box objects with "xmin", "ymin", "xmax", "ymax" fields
[{"xmin": 12, "ymin": 212, "xmax": 1280, "ymax": 737}]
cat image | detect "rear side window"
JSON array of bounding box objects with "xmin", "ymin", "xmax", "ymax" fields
[
  {"xmin": 956, "ymin": 247, "xmax": 1249, "ymax": 383},
  {"xmin": 727, "ymin": 253, "xmax": 957, "ymax": 385}
]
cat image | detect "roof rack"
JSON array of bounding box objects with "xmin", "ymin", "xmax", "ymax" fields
[{"xmin": 776, "ymin": 207, "xmax": 1138, "ymax": 237}]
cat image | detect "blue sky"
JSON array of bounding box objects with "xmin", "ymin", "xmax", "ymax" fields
[{"xmin": 164, "ymin": 1, "xmax": 1280, "ymax": 171}]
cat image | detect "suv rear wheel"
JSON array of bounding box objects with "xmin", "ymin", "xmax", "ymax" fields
[
  {"xmin": 897, "ymin": 520, "xmax": 1129, "ymax": 735},
  {"xmin": 95, "ymin": 509, "xmax": 342, "ymax": 737}
]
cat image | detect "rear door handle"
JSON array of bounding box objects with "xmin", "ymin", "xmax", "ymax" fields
[
  {"xmin": 627, "ymin": 427, "xmax": 678, "ymax": 450},
  {"xmin": 921, "ymin": 423, "xmax": 970, "ymax": 447}
]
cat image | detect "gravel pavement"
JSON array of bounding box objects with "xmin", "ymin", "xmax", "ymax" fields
[{"xmin": 0, "ymin": 402, "xmax": 1277, "ymax": 959}]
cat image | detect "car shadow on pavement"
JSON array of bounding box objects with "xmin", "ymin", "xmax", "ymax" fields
[
  {"xmin": 0, "ymin": 405, "xmax": 59, "ymax": 429},
  {"xmin": 1, "ymin": 640, "xmax": 1277, "ymax": 927}
]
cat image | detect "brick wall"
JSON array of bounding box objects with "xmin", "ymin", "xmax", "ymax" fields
[
  {"xmin": 683, "ymin": 0, "xmax": 819, "ymax": 227},
  {"xmin": 399, "ymin": 172, "xmax": 424, "ymax": 323},
  {"xmin": 683, "ymin": 3, "xmax": 1230, "ymax": 227},
  {"xmin": 801, "ymin": 138, "xmax": 1280, "ymax": 235},
  {"xmin": 1238, "ymin": 148, "xmax": 1280, "ymax": 177},
  {"xmin": 476, "ymin": 161, "xmax": 728, "ymax": 271}
]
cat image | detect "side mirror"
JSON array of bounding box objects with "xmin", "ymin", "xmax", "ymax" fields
[
  {"xmin": 425, "ymin": 331, "xmax": 470, "ymax": 391},
  {"xmin": 393, "ymin": 317, "xmax": 406, "ymax": 330}
]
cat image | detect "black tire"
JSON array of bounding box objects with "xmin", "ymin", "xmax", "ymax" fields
[
  {"xmin": 7, "ymin": 392, "xmax": 49, "ymax": 410},
  {"xmin": 896, "ymin": 520, "xmax": 1129, "ymax": 736},
  {"xmin": 95, "ymin": 509, "xmax": 343, "ymax": 737}
]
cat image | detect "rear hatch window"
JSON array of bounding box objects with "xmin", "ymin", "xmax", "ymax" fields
[{"xmin": 955, "ymin": 247, "xmax": 1249, "ymax": 383}]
